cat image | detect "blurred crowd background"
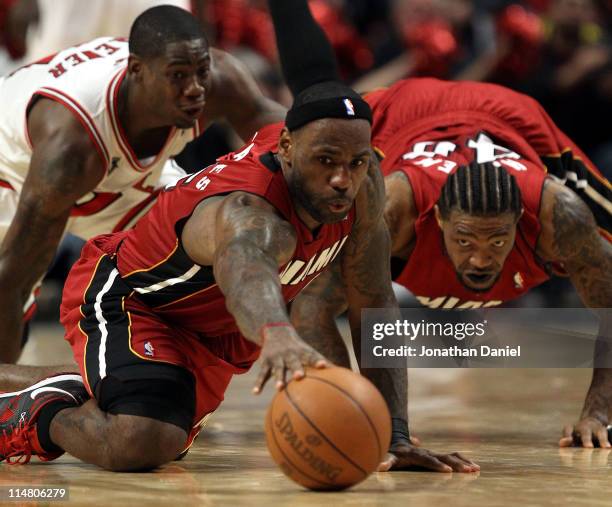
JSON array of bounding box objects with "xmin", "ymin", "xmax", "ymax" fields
[{"xmin": 2, "ymin": 0, "xmax": 610, "ymax": 315}]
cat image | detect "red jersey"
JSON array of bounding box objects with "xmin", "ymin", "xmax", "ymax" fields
[
  {"xmin": 365, "ymin": 78, "xmax": 600, "ymax": 308},
  {"xmin": 366, "ymin": 78, "xmax": 610, "ymax": 237},
  {"xmin": 85, "ymin": 123, "xmax": 355, "ymax": 335},
  {"xmin": 394, "ymin": 147, "xmax": 550, "ymax": 309}
]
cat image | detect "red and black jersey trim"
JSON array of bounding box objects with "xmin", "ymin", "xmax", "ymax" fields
[
  {"xmin": 78, "ymin": 254, "xmax": 189, "ymax": 395},
  {"xmin": 78, "ymin": 254, "xmax": 134, "ymax": 391},
  {"xmin": 122, "ymin": 241, "xmax": 216, "ymax": 309},
  {"xmin": 541, "ymin": 152, "xmax": 611, "ymax": 234}
]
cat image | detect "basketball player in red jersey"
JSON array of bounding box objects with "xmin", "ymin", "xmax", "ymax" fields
[
  {"xmin": 291, "ymin": 78, "xmax": 612, "ymax": 451},
  {"xmin": 0, "ymin": 0, "xmax": 478, "ymax": 473},
  {"xmin": 0, "ymin": 5, "xmax": 284, "ymax": 363}
]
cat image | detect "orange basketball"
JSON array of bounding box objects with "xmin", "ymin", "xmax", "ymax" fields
[{"xmin": 264, "ymin": 366, "xmax": 391, "ymax": 491}]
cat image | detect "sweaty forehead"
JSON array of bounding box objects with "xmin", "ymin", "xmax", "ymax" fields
[
  {"xmin": 297, "ymin": 118, "xmax": 371, "ymax": 153},
  {"xmin": 161, "ymin": 39, "xmax": 209, "ymax": 63}
]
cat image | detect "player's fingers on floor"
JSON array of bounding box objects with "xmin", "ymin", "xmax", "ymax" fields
[
  {"xmin": 412, "ymin": 454, "xmax": 452, "ymax": 473},
  {"xmin": 562, "ymin": 425, "xmax": 574, "ymax": 438},
  {"xmin": 451, "ymin": 452, "xmax": 480, "ymax": 469},
  {"xmin": 559, "ymin": 436, "xmax": 574, "ymax": 447},
  {"xmin": 595, "ymin": 427, "xmax": 611, "ymax": 448},
  {"xmin": 440, "ymin": 454, "xmax": 478, "ymax": 472},
  {"xmin": 376, "ymin": 453, "xmax": 397, "ymax": 472},
  {"xmin": 579, "ymin": 428, "xmax": 594, "ymax": 448}
]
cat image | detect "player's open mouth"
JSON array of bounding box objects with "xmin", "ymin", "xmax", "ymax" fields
[{"xmin": 465, "ymin": 272, "xmax": 494, "ymax": 285}]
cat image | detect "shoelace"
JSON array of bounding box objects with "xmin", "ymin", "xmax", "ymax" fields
[{"xmin": 1, "ymin": 423, "xmax": 33, "ymax": 465}]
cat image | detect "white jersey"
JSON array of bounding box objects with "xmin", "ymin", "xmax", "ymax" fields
[{"xmin": 0, "ymin": 37, "xmax": 201, "ymax": 239}]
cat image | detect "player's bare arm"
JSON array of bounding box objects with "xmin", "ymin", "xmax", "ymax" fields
[
  {"xmin": 204, "ymin": 48, "xmax": 287, "ymax": 140},
  {"xmin": 383, "ymin": 170, "xmax": 418, "ymax": 259},
  {"xmin": 291, "ymin": 259, "xmax": 350, "ymax": 366},
  {"xmin": 537, "ymin": 179, "xmax": 612, "ymax": 448},
  {"xmin": 0, "ymin": 99, "xmax": 105, "ymax": 362},
  {"xmin": 347, "ymin": 159, "xmax": 478, "ymax": 473},
  {"xmin": 342, "ymin": 162, "xmax": 404, "ymax": 435},
  {"xmin": 182, "ymin": 191, "xmax": 327, "ymax": 394}
]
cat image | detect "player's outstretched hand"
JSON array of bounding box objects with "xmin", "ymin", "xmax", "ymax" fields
[
  {"xmin": 560, "ymin": 418, "xmax": 612, "ymax": 448},
  {"xmin": 378, "ymin": 440, "xmax": 480, "ymax": 473},
  {"xmin": 253, "ymin": 325, "xmax": 328, "ymax": 394}
]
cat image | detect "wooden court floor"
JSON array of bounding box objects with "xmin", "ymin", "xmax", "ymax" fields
[{"xmin": 2, "ymin": 324, "xmax": 610, "ymax": 507}]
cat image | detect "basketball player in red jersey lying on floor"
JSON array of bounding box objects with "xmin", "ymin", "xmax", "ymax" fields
[
  {"xmin": 0, "ymin": 0, "xmax": 478, "ymax": 473},
  {"xmin": 291, "ymin": 78, "xmax": 612, "ymax": 452}
]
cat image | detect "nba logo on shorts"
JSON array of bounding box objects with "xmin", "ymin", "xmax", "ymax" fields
[
  {"xmin": 144, "ymin": 341, "xmax": 155, "ymax": 357},
  {"xmin": 343, "ymin": 98, "xmax": 355, "ymax": 116}
]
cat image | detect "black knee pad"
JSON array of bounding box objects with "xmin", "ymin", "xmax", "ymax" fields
[{"xmin": 94, "ymin": 364, "xmax": 195, "ymax": 434}]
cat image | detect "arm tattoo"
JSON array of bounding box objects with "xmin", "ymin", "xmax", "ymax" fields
[
  {"xmin": 384, "ymin": 171, "xmax": 409, "ymax": 242},
  {"xmin": 214, "ymin": 196, "xmax": 297, "ymax": 344},
  {"xmin": 550, "ymin": 187, "xmax": 612, "ymax": 420},
  {"xmin": 343, "ymin": 157, "xmax": 407, "ymax": 422},
  {"xmin": 343, "ymin": 157, "xmax": 395, "ymax": 306},
  {"xmin": 291, "ymin": 260, "xmax": 350, "ymax": 366},
  {"xmin": 348, "ymin": 227, "xmax": 407, "ymax": 422},
  {"xmin": 551, "ymin": 188, "xmax": 612, "ymax": 308}
]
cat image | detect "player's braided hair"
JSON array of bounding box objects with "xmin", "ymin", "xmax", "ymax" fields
[
  {"xmin": 129, "ymin": 6, "xmax": 207, "ymax": 60},
  {"xmin": 437, "ymin": 161, "xmax": 522, "ymax": 220}
]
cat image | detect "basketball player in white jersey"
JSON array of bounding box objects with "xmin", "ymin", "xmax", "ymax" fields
[{"xmin": 0, "ymin": 5, "xmax": 285, "ymax": 362}]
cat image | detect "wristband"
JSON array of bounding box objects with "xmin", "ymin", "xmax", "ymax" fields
[
  {"xmin": 259, "ymin": 322, "xmax": 292, "ymax": 343},
  {"xmin": 391, "ymin": 417, "xmax": 411, "ymax": 445}
]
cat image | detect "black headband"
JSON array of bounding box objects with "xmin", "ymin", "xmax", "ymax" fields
[{"xmin": 285, "ymin": 95, "xmax": 373, "ymax": 131}]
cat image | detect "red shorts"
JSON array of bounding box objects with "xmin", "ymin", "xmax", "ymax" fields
[{"xmin": 60, "ymin": 235, "xmax": 260, "ymax": 451}]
